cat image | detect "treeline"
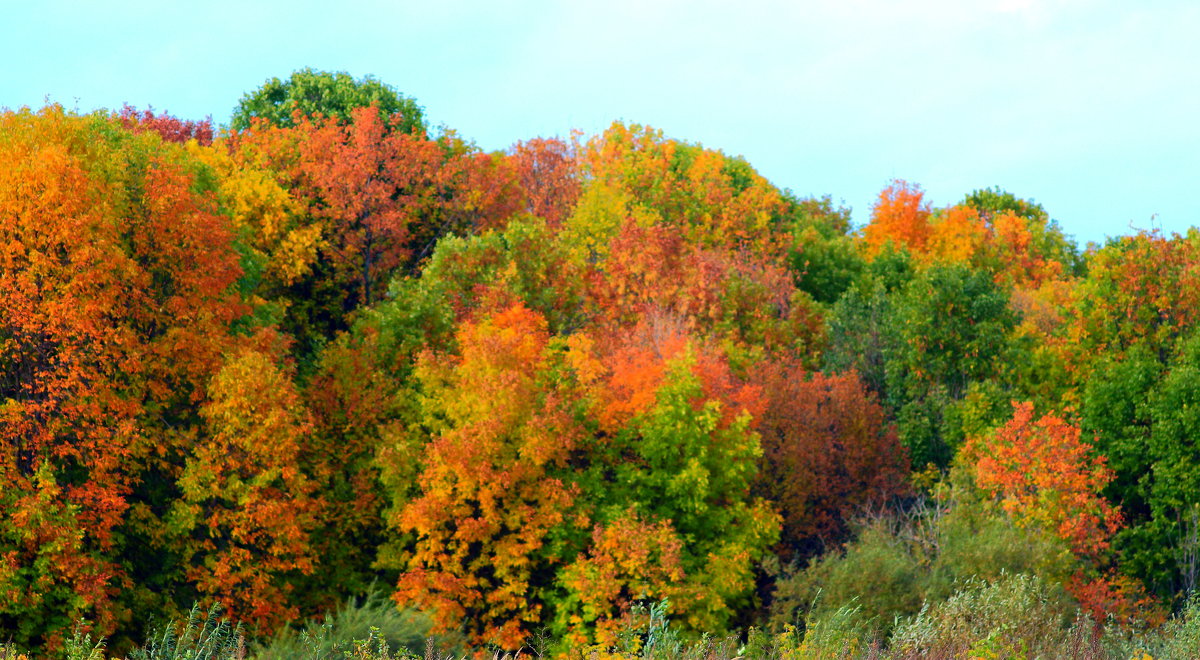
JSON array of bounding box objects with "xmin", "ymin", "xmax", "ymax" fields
[{"xmin": 2, "ymin": 68, "xmax": 1199, "ymax": 656}]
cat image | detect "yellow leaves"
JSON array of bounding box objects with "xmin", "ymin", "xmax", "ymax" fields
[
  {"xmin": 398, "ymin": 304, "xmax": 586, "ymax": 647},
  {"xmin": 175, "ymin": 346, "xmax": 320, "ymax": 630},
  {"xmin": 561, "ymin": 180, "xmax": 640, "ymax": 263},
  {"xmin": 927, "ymin": 204, "xmax": 987, "ymax": 264},
  {"xmin": 559, "ymin": 511, "xmax": 688, "ymax": 646},
  {"xmin": 577, "ymin": 121, "xmax": 788, "ymax": 258},
  {"xmin": 188, "ymin": 138, "xmax": 318, "ymax": 285}
]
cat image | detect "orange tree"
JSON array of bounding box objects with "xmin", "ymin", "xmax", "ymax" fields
[
  {"xmin": 382, "ymin": 302, "xmax": 780, "ymax": 648},
  {"xmin": 0, "ymin": 106, "xmax": 278, "ymax": 648}
]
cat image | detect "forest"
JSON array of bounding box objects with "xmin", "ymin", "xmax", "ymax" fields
[{"xmin": 2, "ymin": 69, "xmax": 1200, "ymax": 659}]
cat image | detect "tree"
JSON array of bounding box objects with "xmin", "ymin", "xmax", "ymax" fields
[
  {"xmin": 117, "ymin": 105, "xmax": 214, "ymax": 145},
  {"xmin": 392, "ymin": 304, "xmax": 585, "ymax": 649},
  {"xmin": 509, "ymin": 136, "xmax": 581, "ymax": 228},
  {"xmin": 171, "ymin": 347, "xmax": 320, "ymax": 631},
  {"xmin": 0, "ymin": 105, "xmax": 247, "ymax": 648},
  {"xmin": 965, "ymin": 402, "xmax": 1121, "ymax": 561},
  {"xmin": 230, "ymin": 68, "xmax": 425, "ymax": 134},
  {"xmin": 560, "ymin": 328, "xmax": 779, "ymax": 638},
  {"xmin": 578, "ymin": 122, "xmax": 789, "ymax": 256},
  {"xmin": 883, "ymin": 263, "xmax": 1017, "ymax": 467},
  {"xmin": 786, "ymin": 195, "xmax": 863, "ymax": 305},
  {"xmin": 862, "ymin": 179, "xmax": 932, "ymax": 257},
  {"xmin": 751, "ymin": 363, "xmax": 909, "ymax": 561}
]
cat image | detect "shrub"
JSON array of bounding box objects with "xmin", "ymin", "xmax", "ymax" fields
[
  {"xmin": 255, "ymin": 590, "xmax": 450, "ymax": 659},
  {"xmin": 889, "ymin": 572, "xmax": 1078, "ymax": 658}
]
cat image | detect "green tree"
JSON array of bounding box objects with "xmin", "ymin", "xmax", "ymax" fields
[
  {"xmin": 231, "ymin": 68, "xmax": 425, "ymax": 134},
  {"xmin": 884, "ymin": 263, "xmax": 1017, "ymax": 467}
]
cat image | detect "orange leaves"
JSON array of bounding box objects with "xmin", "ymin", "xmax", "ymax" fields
[
  {"xmin": 295, "ymin": 106, "xmax": 449, "ymax": 305},
  {"xmin": 558, "ymin": 511, "xmax": 687, "ymax": 646},
  {"xmin": 965, "ymin": 402, "xmax": 1121, "ymax": 559},
  {"xmin": 0, "ymin": 106, "xmax": 249, "ymax": 646},
  {"xmin": 589, "ymin": 218, "xmax": 820, "ymax": 360},
  {"xmin": 864, "ymin": 182, "xmax": 1071, "ymax": 289},
  {"xmin": 863, "ymin": 179, "xmax": 932, "ymax": 257},
  {"xmin": 596, "ymin": 315, "xmax": 690, "ymax": 430},
  {"xmin": 1068, "ymin": 570, "xmax": 1165, "ymax": 627},
  {"xmin": 395, "ymin": 304, "xmax": 583, "ymax": 647},
  {"xmin": 441, "ymin": 304, "xmax": 551, "ymax": 428},
  {"xmin": 180, "ymin": 347, "xmax": 320, "ymax": 630}
]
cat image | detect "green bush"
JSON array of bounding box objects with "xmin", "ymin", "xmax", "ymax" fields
[
  {"xmin": 769, "ymin": 476, "xmax": 1080, "ymax": 642},
  {"xmin": 889, "ymin": 572, "xmax": 1079, "ymax": 658},
  {"xmin": 127, "ymin": 604, "xmax": 246, "ymax": 660},
  {"xmin": 255, "ymin": 590, "xmax": 451, "ymax": 660}
]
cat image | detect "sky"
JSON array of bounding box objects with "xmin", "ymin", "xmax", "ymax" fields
[{"xmin": 5, "ymin": 0, "xmax": 1198, "ymax": 246}]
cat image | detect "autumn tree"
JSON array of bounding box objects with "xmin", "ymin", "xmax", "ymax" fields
[
  {"xmin": 861, "ymin": 179, "xmax": 932, "ymax": 257},
  {"xmin": 751, "ymin": 362, "xmax": 909, "ymax": 561},
  {"xmin": 391, "ymin": 305, "xmax": 586, "ymax": 649},
  {"xmin": 588, "ymin": 219, "xmax": 824, "ymax": 364},
  {"xmin": 293, "ymin": 105, "xmax": 451, "ymax": 308},
  {"xmin": 965, "ymin": 402, "xmax": 1121, "ymax": 560},
  {"xmin": 227, "ymin": 105, "xmax": 526, "ymax": 361},
  {"xmin": 575, "ymin": 121, "xmax": 789, "ymax": 256},
  {"xmin": 117, "ymin": 105, "xmax": 214, "ymax": 145},
  {"xmin": 509, "ymin": 136, "xmax": 581, "ymax": 227},
  {"xmin": 170, "ymin": 346, "xmax": 321, "ymax": 631},
  {"xmin": 554, "ymin": 325, "xmax": 779, "ymax": 640},
  {"xmin": 961, "ymin": 402, "xmax": 1157, "ymax": 621},
  {"xmin": 0, "ymin": 106, "xmax": 247, "ymax": 648}
]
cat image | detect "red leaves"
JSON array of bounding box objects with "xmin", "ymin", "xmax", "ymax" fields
[
  {"xmin": 965, "ymin": 402, "xmax": 1122, "ymax": 560},
  {"xmin": 117, "ymin": 105, "xmax": 214, "ymax": 145},
  {"xmin": 751, "ymin": 363, "xmax": 910, "ymax": 559},
  {"xmin": 510, "ymin": 136, "xmax": 581, "ymax": 227},
  {"xmin": 296, "ymin": 106, "xmax": 449, "ymax": 306}
]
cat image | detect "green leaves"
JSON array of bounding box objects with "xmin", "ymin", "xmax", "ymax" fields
[{"xmin": 231, "ymin": 68, "xmax": 425, "ymax": 135}]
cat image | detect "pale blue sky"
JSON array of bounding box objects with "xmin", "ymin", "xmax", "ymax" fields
[{"xmin": 5, "ymin": 0, "xmax": 1198, "ymax": 246}]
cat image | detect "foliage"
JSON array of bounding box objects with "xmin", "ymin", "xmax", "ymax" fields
[
  {"xmin": 170, "ymin": 347, "xmax": 321, "ymax": 630},
  {"xmin": 7, "ymin": 87, "xmax": 1200, "ymax": 658},
  {"xmin": 964, "ymin": 402, "xmax": 1122, "ymax": 560},
  {"xmin": 861, "ymin": 179, "xmax": 931, "ymax": 258},
  {"xmin": 128, "ymin": 603, "xmax": 246, "ymax": 660},
  {"xmin": 751, "ymin": 362, "xmax": 909, "ymax": 561},
  {"xmin": 391, "ymin": 304, "xmax": 584, "ymax": 649},
  {"xmin": 770, "ymin": 478, "xmax": 1079, "ymax": 640},
  {"xmin": 889, "ymin": 573, "xmax": 1079, "ymax": 659},
  {"xmin": 883, "ymin": 262, "xmax": 1016, "ymax": 467},
  {"xmin": 509, "ymin": 136, "xmax": 581, "ymax": 227},
  {"xmin": 0, "ymin": 104, "xmax": 247, "ymax": 649},
  {"xmin": 256, "ymin": 590, "xmax": 444, "ymax": 660},
  {"xmin": 230, "ymin": 68, "xmax": 425, "ymax": 135}
]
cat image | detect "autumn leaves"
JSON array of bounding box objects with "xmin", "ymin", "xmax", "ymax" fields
[{"xmin": 4, "ymin": 73, "xmax": 1199, "ymax": 655}]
